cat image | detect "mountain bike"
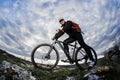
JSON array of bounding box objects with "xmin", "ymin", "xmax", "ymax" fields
[{"xmin": 31, "ymin": 37, "xmax": 97, "ymax": 71}]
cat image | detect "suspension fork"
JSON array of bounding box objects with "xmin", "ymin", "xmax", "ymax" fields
[
  {"xmin": 72, "ymin": 41, "xmax": 77, "ymax": 60},
  {"xmin": 45, "ymin": 42, "xmax": 55, "ymax": 58}
]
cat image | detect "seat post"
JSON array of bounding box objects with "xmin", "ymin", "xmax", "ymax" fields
[
  {"xmin": 72, "ymin": 41, "xmax": 77, "ymax": 61},
  {"xmin": 75, "ymin": 41, "xmax": 77, "ymax": 46}
]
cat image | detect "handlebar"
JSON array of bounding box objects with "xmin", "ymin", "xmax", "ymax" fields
[{"xmin": 52, "ymin": 36, "xmax": 56, "ymax": 41}]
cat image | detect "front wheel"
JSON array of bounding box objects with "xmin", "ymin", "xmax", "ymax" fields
[
  {"xmin": 75, "ymin": 46, "xmax": 97, "ymax": 70},
  {"xmin": 31, "ymin": 44, "xmax": 59, "ymax": 71}
]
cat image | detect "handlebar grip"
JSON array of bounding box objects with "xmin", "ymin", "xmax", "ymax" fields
[{"xmin": 52, "ymin": 36, "xmax": 56, "ymax": 40}]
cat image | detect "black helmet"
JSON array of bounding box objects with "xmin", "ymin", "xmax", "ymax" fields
[{"xmin": 59, "ymin": 18, "xmax": 64, "ymax": 23}]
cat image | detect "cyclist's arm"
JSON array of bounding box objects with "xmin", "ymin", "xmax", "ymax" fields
[
  {"xmin": 54, "ymin": 31, "xmax": 64, "ymax": 39},
  {"xmin": 54, "ymin": 21, "xmax": 71, "ymax": 39}
]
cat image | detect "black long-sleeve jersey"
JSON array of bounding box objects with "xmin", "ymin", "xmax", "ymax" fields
[{"xmin": 55, "ymin": 21, "xmax": 80, "ymax": 39}]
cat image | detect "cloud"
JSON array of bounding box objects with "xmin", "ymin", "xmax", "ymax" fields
[{"xmin": 0, "ymin": 0, "xmax": 120, "ymax": 58}]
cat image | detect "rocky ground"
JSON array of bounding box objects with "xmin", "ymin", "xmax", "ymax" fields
[{"xmin": 0, "ymin": 46, "xmax": 120, "ymax": 80}]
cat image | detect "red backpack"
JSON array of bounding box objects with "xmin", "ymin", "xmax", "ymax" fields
[{"xmin": 69, "ymin": 20, "xmax": 81, "ymax": 31}]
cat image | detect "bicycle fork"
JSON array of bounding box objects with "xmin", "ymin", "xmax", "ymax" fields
[{"xmin": 45, "ymin": 43, "xmax": 55, "ymax": 59}]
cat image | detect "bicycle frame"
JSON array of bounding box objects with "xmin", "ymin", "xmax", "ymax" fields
[
  {"xmin": 52, "ymin": 39, "xmax": 79, "ymax": 63},
  {"xmin": 31, "ymin": 38, "xmax": 97, "ymax": 70}
]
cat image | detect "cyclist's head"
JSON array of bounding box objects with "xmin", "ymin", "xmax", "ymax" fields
[{"xmin": 59, "ymin": 18, "xmax": 65, "ymax": 26}]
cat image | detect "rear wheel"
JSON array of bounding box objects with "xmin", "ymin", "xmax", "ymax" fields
[
  {"xmin": 31, "ymin": 44, "xmax": 59, "ymax": 71},
  {"xmin": 75, "ymin": 46, "xmax": 97, "ymax": 70}
]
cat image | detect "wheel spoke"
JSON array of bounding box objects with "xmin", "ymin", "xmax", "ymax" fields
[
  {"xmin": 31, "ymin": 44, "xmax": 59, "ymax": 70},
  {"xmin": 75, "ymin": 47, "xmax": 97, "ymax": 70}
]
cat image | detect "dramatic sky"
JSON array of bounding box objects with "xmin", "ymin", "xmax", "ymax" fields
[{"xmin": 0, "ymin": 0, "xmax": 120, "ymax": 58}]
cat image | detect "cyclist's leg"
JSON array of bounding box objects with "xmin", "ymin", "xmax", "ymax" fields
[
  {"xmin": 63, "ymin": 37, "xmax": 75, "ymax": 53},
  {"xmin": 61, "ymin": 37, "xmax": 75, "ymax": 62},
  {"xmin": 75, "ymin": 32, "xmax": 94, "ymax": 61}
]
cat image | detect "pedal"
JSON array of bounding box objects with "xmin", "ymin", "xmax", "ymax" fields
[
  {"xmin": 61, "ymin": 59, "xmax": 69, "ymax": 63},
  {"xmin": 84, "ymin": 55, "xmax": 89, "ymax": 63}
]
